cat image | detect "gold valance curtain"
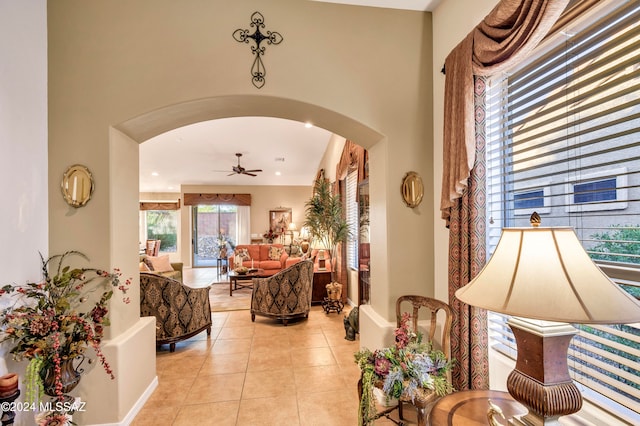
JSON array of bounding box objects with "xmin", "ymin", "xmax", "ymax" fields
[
  {"xmin": 139, "ymin": 200, "xmax": 181, "ymax": 210},
  {"xmin": 440, "ymin": 0, "xmax": 570, "ymax": 225},
  {"xmin": 183, "ymin": 193, "xmax": 251, "ymax": 206}
]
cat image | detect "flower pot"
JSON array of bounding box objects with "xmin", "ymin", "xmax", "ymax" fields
[
  {"xmin": 0, "ymin": 373, "xmax": 19, "ymax": 397},
  {"xmin": 41, "ymin": 358, "xmax": 82, "ymax": 397}
]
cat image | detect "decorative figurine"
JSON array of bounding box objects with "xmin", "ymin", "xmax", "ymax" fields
[
  {"xmin": 343, "ymin": 307, "xmax": 359, "ymax": 341},
  {"xmin": 487, "ymin": 399, "xmax": 505, "ymax": 426}
]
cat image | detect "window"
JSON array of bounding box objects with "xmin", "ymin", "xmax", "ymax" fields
[
  {"xmin": 346, "ymin": 170, "xmax": 358, "ymax": 270},
  {"xmin": 141, "ymin": 210, "xmax": 178, "ymax": 253},
  {"xmin": 514, "ymin": 189, "xmax": 544, "ymax": 209},
  {"xmin": 564, "ymin": 168, "xmax": 628, "ymax": 212},
  {"xmin": 513, "ymin": 183, "xmax": 551, "ymax": 215},
  {"xmin": 574, "ymin": 178, "xmax": 617, "ymax": 203},
  {"xmin": 485, "ymin": 2, "xmax": 640, "ymax": 421}
]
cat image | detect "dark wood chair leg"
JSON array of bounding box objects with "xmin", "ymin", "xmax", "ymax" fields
[
  {"xmin": 417, "ymin": 405, "xmax": 427, "ymax": 425},
  {"xmin": 206, "ymin": 326, "xmax": 211, "ymax": 336},
  {"xmin": 169, "ymin": 342, "xmax": 176, "ymax": 352},
  {"xmin": 251, "ymin": 313, "xmax": 255, "ymax": 322}
]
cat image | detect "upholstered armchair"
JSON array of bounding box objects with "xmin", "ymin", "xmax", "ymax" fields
[
  {"xmin": 250, "ymin": 259, "xmax": 313, "ymax": 326},
  {"xmin": 140, "ymin": 272, "xmax": 212, "ymax": 352}
]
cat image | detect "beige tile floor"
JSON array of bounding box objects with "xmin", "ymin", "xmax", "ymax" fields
[{"xmin": 131, "ymin": 267, "xmax": 419, "ymax": 426}]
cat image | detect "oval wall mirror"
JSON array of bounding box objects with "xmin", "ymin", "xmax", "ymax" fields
[
  {"xmin": 61, "ymin": 164, "xmax": 94, "ymax": 208},
  {"xmin": 401, "ymin": 171, "xmax": 424, "ymax": 208}
]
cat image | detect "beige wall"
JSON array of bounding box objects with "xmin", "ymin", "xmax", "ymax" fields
[{"xmin": 47, "ymin": 0, "xmax": 433, "ymax": 422}]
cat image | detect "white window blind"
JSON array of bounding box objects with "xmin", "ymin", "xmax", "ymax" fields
[
  {"xmin": 485, "ymin": 1, "xmax": 640, "ymax": 419},
  {"xmin": 346, "ymin": 170, "xmax": 358, "ymax": 270}
]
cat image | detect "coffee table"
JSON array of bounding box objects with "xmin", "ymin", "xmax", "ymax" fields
[{"xmin": 228, "ymin": 268, "xmax": 266, "ymax": 296}]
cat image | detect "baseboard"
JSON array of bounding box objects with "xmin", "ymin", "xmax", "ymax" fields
[{"xmin": 87, "ymin": 376, "xmax": 158, "ymax": 426}]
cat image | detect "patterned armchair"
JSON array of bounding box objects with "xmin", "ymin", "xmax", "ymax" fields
[
  {"xmin": 251, "ymin": 259, "xmax": 313, "ymax": 326},
  {"xmin": 140, "ymin": 272, "xmax": 212, "ymax": 352}
]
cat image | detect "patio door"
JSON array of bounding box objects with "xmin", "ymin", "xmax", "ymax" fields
[{"xmin": 192, "ymin": 205, "xmax": 239, "ymax": 267}]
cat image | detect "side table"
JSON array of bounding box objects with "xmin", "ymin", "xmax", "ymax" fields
[
  {"xmin": 429, "ymin": 390, "xmax": 525, "ymax": 425},
  {"xmin": 312, "ymin": 270, "xmax": 332, "ymax": 304},
  {"xmin": 429, "ymin": 390, "xmax": 588, "ymax": 425},
  {"xmin": 216, "ymin": 257, "xmax": 228, "ymax": 279}
]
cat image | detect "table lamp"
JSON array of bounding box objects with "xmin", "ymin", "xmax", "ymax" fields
[
  {"xmin": 288, "ymin": 222, "xmax": 297, "ymax": 250},
  {"xmin": 455, "ymin": 212, "xmax": 640, "ymax": 425},
  {"xmin": 299, "ymin": 226, "xmax": 311, "ymax": 255}
]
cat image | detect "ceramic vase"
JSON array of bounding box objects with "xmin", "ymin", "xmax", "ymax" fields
[{"xmin": 41, "ymin": 358, "xmax": 82, "ymax": 397}]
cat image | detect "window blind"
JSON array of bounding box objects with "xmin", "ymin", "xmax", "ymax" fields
[
  {"xmin": 346, "ymin": 170, "xmax": 358, "ymax": 270},
  {"xmin": 485, "ymin": 1, "xmax": 640, "ymax": 418}
]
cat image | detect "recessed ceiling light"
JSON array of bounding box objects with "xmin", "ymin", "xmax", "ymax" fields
[
  {"xmin": 275, "ymin": 171, "xmax": 282, "ymax": 176},
  {"xmin": 305, "ymin": 122, "xmax": 313, "ymax": 128},
  {"xmin": 168, "ymin": 186, "xmax": 174, "ymax": 190},
  {"xmin": 151, "ymin": 172, "xmax": 159, "ymax": 176}
]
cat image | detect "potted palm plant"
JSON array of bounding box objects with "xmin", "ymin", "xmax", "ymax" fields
[{"xmin": 303, "ymin": 175, "xmax": 351, "ymax": 301}]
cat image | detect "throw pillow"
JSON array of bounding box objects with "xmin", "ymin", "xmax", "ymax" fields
[
  {"xmin": 142, "ymin": 257, "xmax": 155, "ymax": 271},
  {"xmin": 268, "ymin": 246, "xmax": 283, "ymax": 261},
  {"xmin": 139, "ymin": 262, "xmax": 151, "ymax": 272},
  {"xmin": 147, "ymin": 255, "xmax": 174, "ymax": 273},
  {"xmin": 235, "ymin": 248, "xmax": 250, "ymax": 261}
]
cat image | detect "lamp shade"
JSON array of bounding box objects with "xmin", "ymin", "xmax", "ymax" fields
[{"xmin": 455, "ymin": 226, "xmax": 640, "ymax": 324}]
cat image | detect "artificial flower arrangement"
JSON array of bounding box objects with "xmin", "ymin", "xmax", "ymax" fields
[
  {"xmin": 262, "ymin": 229, "xmax": 280, "ymax": 241},
  {"xmin": 354, "ymin": 312, "xmax": 453, "ymax": 425},
  {"xmin": 0, "ymin": 251, "xmax": 131, "ymax": 408}
]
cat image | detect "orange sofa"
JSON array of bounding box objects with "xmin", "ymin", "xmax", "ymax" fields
[{"xmin": 228, "ymin": 244, "xmax": 289, "ymax": 276}]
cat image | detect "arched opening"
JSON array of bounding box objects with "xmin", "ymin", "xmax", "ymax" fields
[
  {"xmin": 110, "ymin": 92, "xmax": 389, "ymax": 331},
  {"xmin": 115, "ymin": 94, "xmax": 384, "ymax": 149}
]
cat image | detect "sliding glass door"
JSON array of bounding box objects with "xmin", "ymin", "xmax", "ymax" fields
[{"xmin": 192, "ymin": 205, "xmax": 239, "ymax": 267}]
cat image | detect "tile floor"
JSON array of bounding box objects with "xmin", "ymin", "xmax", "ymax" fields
[{"xmin": 131, "ymin": 267, "xmax": 418, "ymax": 425}]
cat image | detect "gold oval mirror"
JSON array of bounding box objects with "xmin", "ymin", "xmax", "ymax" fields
[
  {"xmin": 61, "ymin": 165, "xmax": 94, "ymax": 208},
  {"xmin": 401, "ymin": 171, "xmax": 424, "ymax": 208}
]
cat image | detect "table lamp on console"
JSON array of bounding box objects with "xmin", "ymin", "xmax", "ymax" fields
[{"xmin": 455, "ymin": 212, "xmax": 640, "ymax": 425}]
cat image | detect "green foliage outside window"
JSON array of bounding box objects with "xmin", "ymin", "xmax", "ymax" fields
[
  {"xmin": 590, "ymin": 225, "xmax": 640, "ymax": 265},
  {"xmin": 589, "ymin": 225, "xmax": 640, "ymax": 299},
  {"xmin": 146, "ymin": 211, "xmax": 178, "ymax": 252}
]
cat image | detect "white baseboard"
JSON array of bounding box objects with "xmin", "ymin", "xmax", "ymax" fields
[{"xmin": 87, "ymin": 376, "xmax": 158, "ymax": 426}]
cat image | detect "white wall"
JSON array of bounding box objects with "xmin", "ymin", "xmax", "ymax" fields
[
  {"xmin": 0, "ymin": 0, "xmax": 48, "ymax": 291},
  {"xmin": 0, "ymin": 1, "xmax": 48, "ymax": 424}
]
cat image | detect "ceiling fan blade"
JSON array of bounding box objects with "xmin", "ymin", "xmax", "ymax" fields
[
  {"xmin": 243, "ymin": 172, "xmax": 257, "ymax": 177},
  {"xmin": 244, "ymin": 169, "xmax": 262, "ymax": 173},
  {"xmin": 227, "ymin": 172, "xmax": 237, "ymax": 176}
]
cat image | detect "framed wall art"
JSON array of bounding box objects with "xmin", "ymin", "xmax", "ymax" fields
[{"xmin": 269, "ymin": 208, "xmax": 292, "ymax": 235}]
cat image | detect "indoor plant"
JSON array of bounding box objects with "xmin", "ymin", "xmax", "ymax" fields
[
  {"xmin": 303, "ymin": 175, "xmax": 351, "ymax": 286},
  {"xmin": 0, "ymin": 251, "xmax": 130, "ymax": 408},
  {"xmin": 354, "ymin": 312, "xmax": 453, "ymax": 425}
]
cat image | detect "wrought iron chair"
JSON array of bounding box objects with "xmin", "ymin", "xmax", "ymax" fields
[{"xmin": 358, "ymin": 295, "xmax": 453, "ymax": 425}]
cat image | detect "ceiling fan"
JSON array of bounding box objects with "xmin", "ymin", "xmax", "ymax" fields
[{"xmin": 226, "ymin": 153, "xmax": 263, "ymax": 177}]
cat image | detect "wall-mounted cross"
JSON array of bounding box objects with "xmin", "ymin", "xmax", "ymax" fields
[{"xmin": 232, "ymin": 12, "xmax": 283, "ymax": 89}]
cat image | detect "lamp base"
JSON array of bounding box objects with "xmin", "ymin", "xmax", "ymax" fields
[{"xmin": 506, "ymin": 317, "xmax": 582, "ymax": 425}]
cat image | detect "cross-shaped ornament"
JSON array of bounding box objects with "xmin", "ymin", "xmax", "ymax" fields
[{"xmin": 233, "ymin": 12, "xmax": 283, "ymax": 89}]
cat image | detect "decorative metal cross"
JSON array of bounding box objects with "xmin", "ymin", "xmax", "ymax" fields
[{"xmin": 232, "ymin": 12, "xmax": 283, "ymax": 89}]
